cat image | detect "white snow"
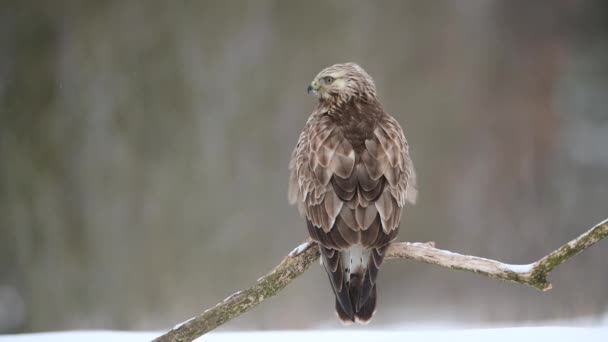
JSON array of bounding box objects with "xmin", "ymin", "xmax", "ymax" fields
[
  {"xmin": 501, "ymin": 263, "xmax": 535, "ymax": 273},
  {"xmin": 289, "ymin": 241, "xmax": 312, "ymax": 256},
  {"xmin": 0, "ymin": 331, "xmax": 159, "ymax": 342},
  {"xmin": 1, "ymin": 327, "xmax": 607, "ymax": 342},
  {"xmin": 222, "ymin": 290, "xmax": 243, "ymax": 302},
  {"xmin": 172, "ymin": 316, "xmax": 196, "ymax": 330}
]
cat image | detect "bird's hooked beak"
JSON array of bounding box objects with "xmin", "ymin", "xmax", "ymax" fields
[{"xmin": 307, "ymin": 80, "xmax": 320, "ymax": 96}]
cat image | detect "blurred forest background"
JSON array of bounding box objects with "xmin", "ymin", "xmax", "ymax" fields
[{"xmin": 1, "ymin": 0, "xmax": 608, "ymax": 334}]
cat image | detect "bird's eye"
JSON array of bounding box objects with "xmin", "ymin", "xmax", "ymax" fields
[{"xmin": 324, "ymin": 76, "xmax": 334, "ymax": 84}]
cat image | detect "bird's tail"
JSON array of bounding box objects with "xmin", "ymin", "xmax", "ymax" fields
[
  {"xmin": 322, "ymin": 245, "xmax": 386, "ymax": 324},
  {"xmin": 335, "ymin": 273, "xmax": 377, "ymax": 324}
]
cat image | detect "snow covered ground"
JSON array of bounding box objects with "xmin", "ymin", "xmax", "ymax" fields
[{"xmin": 1, "ymin": 327, "xmax": 607, "ymax": 342}]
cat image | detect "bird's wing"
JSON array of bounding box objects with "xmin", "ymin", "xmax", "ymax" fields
[
  {"xmin": 289, "ymin": 112, "xmax": 417, "ymax": 238},
  {"xmin": 364, "ymin": 114, "xmax": 417, "ymax": 234},
  {"xmin": 289, "ymin": 113, "xmax": 347, "ymax": 237}
]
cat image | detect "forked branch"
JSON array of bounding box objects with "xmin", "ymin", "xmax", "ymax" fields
[{"xmin": 153, "ymin": 218, "xmax": 608, "ymax": 342}]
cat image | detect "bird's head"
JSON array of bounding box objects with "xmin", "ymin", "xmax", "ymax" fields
[{"xmin": 307, "ymin": 63, "xmax": 377, "ymax": 104}]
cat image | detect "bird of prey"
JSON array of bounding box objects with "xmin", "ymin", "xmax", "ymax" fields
[{"xmin": 288, "ymin": 63, "xmax": 417, "ymax": 324}]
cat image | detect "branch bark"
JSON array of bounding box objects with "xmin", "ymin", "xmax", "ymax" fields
[{"xmin": 153, "ymin": 218, "xmax": 608, "ymax": 342}]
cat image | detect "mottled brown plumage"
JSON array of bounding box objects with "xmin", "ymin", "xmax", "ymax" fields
[{"xmin": 289, "ymin": 63, "xmax": 417, "ymax": 323}]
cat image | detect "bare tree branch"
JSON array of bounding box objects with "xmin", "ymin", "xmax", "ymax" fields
[{"xmin": 152, "ymin": 218, "xmax": 608, "ymax": 342}]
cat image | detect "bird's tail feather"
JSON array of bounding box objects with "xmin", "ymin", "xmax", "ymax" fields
[
  {"xmin": 354, "ymin": 284, "xmax": 376, "ymax": 323},
  {"xmin": 324, "ymin": 245, "xmax": 385, "ymax": 324},
  {"xmin": 334, "ymin": 273, "xmax": 377, "ymax": 324}
]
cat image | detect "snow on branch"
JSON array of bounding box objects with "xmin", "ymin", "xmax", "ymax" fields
[{"xmin": 152, "ymin": 218, "xmax": 608, "ymax": 342}]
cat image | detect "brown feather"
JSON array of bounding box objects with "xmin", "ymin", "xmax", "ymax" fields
[
  {"xmin": 321, "ymin": 246, "xmax": 340, "ymax": 273},
  {"xmin": 316, "ymin": 133, "xmax": 341, "ymax": 167},
  {"xmin": 329, "ymin": 140, "xmax": 355, "ymax": 178},
  {"xmin": 371, "ymin": 248, "xmax": 384, "ymax": 268},
  {"xmin": 331, "ymin": 175, "xmax": 357, "ymax": 201},
  {"xmin": 335, "ymin": 215, "xmax": 360, "ymax": 245},
  {"xmin": 328, "ymin": 224, "xmax": 352, "ymax": 249},
  {"xmin": 356, "ymin": 164, "xmax": 378, "ymax": 191},
  {"xmin": 355, "ymin": 286, "xmax": 376, "ymax": 323},
  {"xmin": 313, "ymin": 163, "xmax": 333, "ymax": 186},
  {"xmin": 320, "ymin": 246, "xmax": 350, "ymax": 316},
  {"xmin": 360, "ymin": 181, "xmax": 384, "ymax": 202},
  {"xmin": 324, "ymin": 190, "xmax": 343, "ymax": 228},
  {"xmin": 356, "ymin": 189, "xmax": 371, "ymax": 208},
  {"xmin": 360, "ymin": 216, "xmax": 381, "ymax": 246},
  {"xmin": 375, "ymin": 191, "xmax": 394, "ymax": 222},
  {"xmin": 338, "ymin": 205, "xmax": 358, "ymax": 231},
  {"xmin": 361, "ymin": 148, "xmax": 389, "ymax": 181},
  {"xmin": 364, "ymin": 139, "xmax": 381, "ymax": 159},
  {"xmin": 310, "ymin": 125, "xmax": 335, "ymax": 152},
  {"xmin": 355, "ymin": 205, "xmax": 377, "ymax": 230}
]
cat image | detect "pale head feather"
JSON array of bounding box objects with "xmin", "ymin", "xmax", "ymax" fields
[{"xmin": 309, "ymin": 63, "xmax": 377, "ymax": 104}]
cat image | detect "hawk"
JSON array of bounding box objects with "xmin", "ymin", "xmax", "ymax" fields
[{"xmin": 288, "ymin": 63, "xmax": 417, "ymax": 324}]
